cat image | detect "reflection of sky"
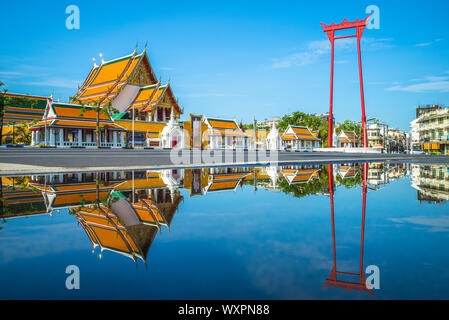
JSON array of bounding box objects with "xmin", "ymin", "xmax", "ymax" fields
[{"xmin": 1, "ymin": 173, "xmax": 449, "ymax": 299}]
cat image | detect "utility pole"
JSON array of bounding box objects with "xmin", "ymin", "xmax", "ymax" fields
[
  {"xmin": 253, "ymin": 118, "xmax": 257, "ymax": 150},
  {"xmin": 132, "ymin": 107, "xmax": 135, "ymax": 148}
]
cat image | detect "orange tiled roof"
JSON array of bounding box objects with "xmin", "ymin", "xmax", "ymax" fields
[
  {"xmin": 29, "ymin": 102, "xmax": 124, "ymax": 130},
  {"xmin": 73, "ymin": 50, "xmax": 183, "ymax": 115},
  {"xmin": 74, "ymin": 51, "xmax": 145, "ymax": 104},
  {"xmin": 207, "ymin": 118, "xmax": 239, "ymax": 130},
  {"xmin": 128, "ymin": 84, "xmax": 159, "ymax": 110},
  {"xmin": 282, "ymin": 126, "xmax": 320, "ymax": 141},
  {"xmin": 113, "ymin": 120, "xmax": 165, "ymax": 135}
]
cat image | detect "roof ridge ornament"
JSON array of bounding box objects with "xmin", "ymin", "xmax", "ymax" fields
[
  {"xmin": 92, "ymin": 57, "xmax": 97, "ymax": 68},
  {"xmin": 320, "ymin": 15, "xmax": 371, "ymax": 32},
  {"xmin": 99, "ymin": 52, "xmax": 104, "ymax": 64}
]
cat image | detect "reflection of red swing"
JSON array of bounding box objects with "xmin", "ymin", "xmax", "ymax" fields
[
  {"xmin": 324, "ymin": 163, "xmax": 374, "ymax": 296},
  {"xmin": 172, "ymin": 135, "xmax": 178, "ymax": 148}
]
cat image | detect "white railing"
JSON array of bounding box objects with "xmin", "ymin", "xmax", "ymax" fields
[{"xmin": 59, "ymin": 141, "xmax": 122, "ymax": 147}]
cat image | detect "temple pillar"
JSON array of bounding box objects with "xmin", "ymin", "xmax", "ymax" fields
[
  {"xmin": 120, "ymin": 132, "xmax": 125, "ymax": 146},
  {"xmin": 78, "ymin": 129, "xmax": 82, "ymax": 146},
  {"xmin": 59, "ymin": 129, "xmax": 64, "ymax": 147},
  {"xmin": 113, "ymin": 131, "xmax": 118, "ymax": 148},
  {"xmin": 49, "ymin": 128, "xmax": 55, "ymax": 146},
  {"xmin": 31, "ymin": 131, "xmax": 36, "ymax": 146}
]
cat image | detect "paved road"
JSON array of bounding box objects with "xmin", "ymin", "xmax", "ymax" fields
[{"xmin": 0, "ymin": 147, "xmax": 448, "ymax": 171}]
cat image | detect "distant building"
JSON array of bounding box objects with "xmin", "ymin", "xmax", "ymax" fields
[
  {"xmin": 415, "ymin": 105, "xmax": 449, "ymax": 155},
  {"xmin": 313, "ymin": 113, "xmax": 331, "ymax": 122},
  {"xmin": 366, "ymin": 119, "xmax": 389, "ymax": 149},
  {"xmin": 336, "ymin": 131, "xmax": 360, "ymax": 148},
  {"xmin": 259, "ymin": 117, "xmax": 281, "ymax": 128},
  {"xmin": 281, "ymin": 125, "xmax": 321, "ymax": 151},
  {"xmin": 410, "ymin": 119, "xmax": 420, "ymax": 150},
  {"xmin": 203, "ymin": 117, "xmax": 250, "ymax": 149},
  {"xmin": 388, "ymin": 128, "xmax": 408, "ymax": 153},
  {"xmin": 416, "ymin": 104, "xmax": 441, "ymax": 118}
]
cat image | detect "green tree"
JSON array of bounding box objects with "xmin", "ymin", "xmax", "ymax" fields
[
  {"xmin": 15, "ymin": 120, "xmax": 38, "ymax": 145},
  {"xmin": 336, "ymin": 120, "xmax": 362, "ymax": 136},
  {"xmin": 278, "ymin": 112, "xmax": 329, "ymax": 145},
  {"xmin": 0, "ymin": 81, "xmax": 38, "ymax": 144}
]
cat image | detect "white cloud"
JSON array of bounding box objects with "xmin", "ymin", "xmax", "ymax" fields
[
  {"xmin": 387, "ymin": 76, "xmax": 449, "ymax": 93},
  {"xmin": 415, "ymin": 39, "xmax": 443, "ymax": 47},
  {"xmin": 24, "ymin": 78, "xmax": 81, "ymax": 89},
  {"xmin": 388, "ymin": 216, "xmax": 449, "ymax": 232},
  {"xmin": 0, "ymin": 71, "xmax": 23, "ymax": 78},
  {"xmin": 415, "ymin": 42, "xmax": 432, "ymax": 47}
]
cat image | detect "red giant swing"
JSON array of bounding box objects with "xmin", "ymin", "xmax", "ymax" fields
[{"xmin": 321, "ymin": 15, "xmax": 374, "ymax": 295}]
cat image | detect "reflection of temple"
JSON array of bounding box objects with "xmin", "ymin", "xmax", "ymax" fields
[
  {"xmin": 324, "ymin": 164, "xmax": 374, "ymax": 296},
  {"xmin": 281, "ymin": 165, "xmax": 321, "ymax": 185},
  {"xmin": 335, "ymin": 164, "xmax": 360, "ymax": 179},
  {"xmin": 28, "ymin": 172, "xmax": 126, "ymax": 212},
  {"xmin": 70, "ymin": 170, "xmax": 184, "ymax": 262},
  {"xmin": 204, "ymin": 167, "xmax": 251, "ymax": 194},
  {"xmin": 411, "ymin": 165, "xmax": 449, "ymax": 203},
  {"xmin": 0, "ymin": 177, "xmax": 47, "ymax": 219},
  {"xmin": 1, "ymin": 170, "xmax": 183, "ymax": 264}
]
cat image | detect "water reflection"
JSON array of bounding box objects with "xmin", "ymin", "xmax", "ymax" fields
[
  {"xmin": 325, "ymin": 163, "xmax": 373, "ymax": 295},
  {"xmin": 1, "ymin": 162, "xmax": 448, "ymax": 299}
]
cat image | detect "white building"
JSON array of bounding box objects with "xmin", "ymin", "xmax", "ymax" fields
[
  {"xmin": 203, "ymin": 117, "xmax": 250, "ymax": 149},
  {"xmin": 336, "ymin": 131, "xmax": 360, "ymax": 148},
  {"xmin": 281, "ymin": 125, "xmax": 321, "ymax": 151},
  {"xmin": 30, "ymin": 102, "xmax": 126, "ymax": 148}
]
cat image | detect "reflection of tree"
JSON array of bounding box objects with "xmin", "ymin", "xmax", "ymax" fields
[
  {"xmin": 277, "ymin": 167, "xmax": 329, "ymax": 199},
  {"xmin": 336, "ymin": 172, "xmax": 362, "ymax": 189}
]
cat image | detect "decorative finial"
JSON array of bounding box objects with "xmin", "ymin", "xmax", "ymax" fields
[
  {"xmin": 92, "ymin": 57, "xmax": 97, "ymax": 68},
  {"xmin": 99, "ymin": 52, "xmax": 104, "ymax": 64}
]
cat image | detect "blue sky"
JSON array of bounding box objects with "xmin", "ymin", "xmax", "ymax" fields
[{"xmin": 1, "ymin": 0, "xmax": 448, "ymax": 130}]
